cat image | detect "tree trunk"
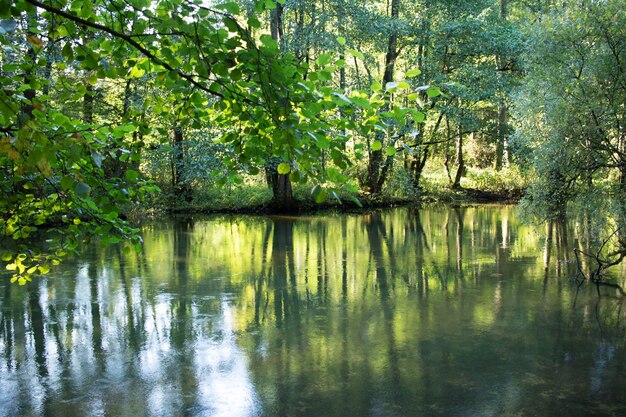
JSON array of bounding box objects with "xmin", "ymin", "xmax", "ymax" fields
[
  {"xmin": 270, "ymin": 3, "xmax": 284, "ymax": 48},
  {"xmin": 20, "ymin": 12, "xmax": 38, "ymax": 126},
  {"xmin": 266, "ymin": 166, "xmax": 294, "ymax": 208},
  {"xmin": 452, "ymin": 126, "xmax": 465, "ymax": 189},
  {"xmin": 366, "ymin": 0, "xmax": 399, "ymax": 195},
  {"xmin": 495, "ymin": 0, "xmax": 509, "ymax": 171},
  {"xmin": 83, "ymin": 83, "xmax": 94, "ymax": 124},
  {"xmin": 172, "ymin": 124, "xmax": 191, "ymax": 201},
  {"xmin": 410, "ymin": 147, "xmax": 429, "ymax": 190},
  {"xmin": 444, "ymin": 116, "xmax": 453, "ymax": 184},
  {"xmin": 266, "ymin": 3, "xmax": 294, "ymax": 207},
  {"xmin": 495, "ymin": 104, "xmax": 508, "ymax": 170}
]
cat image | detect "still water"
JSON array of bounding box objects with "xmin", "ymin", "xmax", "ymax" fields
[{"xmin": 1, "ymin": 206, "xmax": 625, "ymax": 417}]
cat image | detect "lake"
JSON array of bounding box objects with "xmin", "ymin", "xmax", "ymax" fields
[{"xmin": 1, "ymin": 206, "xmax": 625, "ymax": 416}]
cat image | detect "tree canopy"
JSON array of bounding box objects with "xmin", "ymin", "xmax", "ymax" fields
[{"xmin": 1, "ymin": 0, "xmax": 625, "ymax": 284}]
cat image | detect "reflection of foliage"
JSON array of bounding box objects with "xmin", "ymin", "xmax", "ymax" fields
[
  {"xmin": 2, "ymin": 207, "xmax": 626, "ymax": 416},
  {"xmin": 574, "ymin": 229, "xmax": 626, "ymax": 295}
]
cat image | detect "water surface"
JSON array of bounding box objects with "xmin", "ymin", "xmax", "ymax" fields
[{"xmin": 1, "ymin": 206, "xmax": 625, "ymax": 416}]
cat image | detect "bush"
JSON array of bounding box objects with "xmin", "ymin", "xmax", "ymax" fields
[{"xmin": 464, "ymin": 166, "xmax": 527, "ymax": 193}]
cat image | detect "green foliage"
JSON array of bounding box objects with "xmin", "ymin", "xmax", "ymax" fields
[
  {"xmin": 513, "ymin": 0, "xmax": 626, "ymax": 227},
  {"xmin": 464, "ymin": 166, "xmax": 527, "ymax": 194},
  {"xmin": 0, "ymin": 0, "xmax": 352, "ymax": 283},
  {"xmin": 2, "ymin": 0, "xmax": 624, "ymax": 284}
]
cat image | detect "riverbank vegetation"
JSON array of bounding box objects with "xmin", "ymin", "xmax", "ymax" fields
[{"xmin": 1, "ymin": 0, "xmax": 625, "ymax": 283}]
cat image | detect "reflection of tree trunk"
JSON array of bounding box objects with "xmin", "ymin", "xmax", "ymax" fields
[
  {"xmin": 341, "ymin": 217, "xmax": 348, "ymax": 299},
  {"xmin": 172, "ymin": 218, "xmax": 198, "ymax": 415},
  {"xmin": 409, "ymin": 208, "xmax": 430, "ymax": 297},
  {"xmin": 455, "ymin": 208, "xmax": 464, "ymax": 273},
  {"xmin": 495, "ymin": 217, "xmax": 503, "ymax": 274},
  {"xmin": 117, "ymin": 246, "xmax": 142, "ymax": 351},
  {"xmin": 555, "ymin": 223, "xmax": 563, "ymax": 277},
  {"xmin": 89, "ymin": 262, "xmax": 104, "ymax": 368},
  {"xmin": 317, "ymin": 223, "xmax": 329, "ymax": 302},
  {"xmin": 29, "ymin": 283, "xmax": 54, "ymax": 415},
  {"xmin": 544, "ymin": 221, "xmax": 553, "ymax": 271},
  {"xmin": 29, "ymin": 285, "xmax": 47, "ymax": 377},
  {"xmin": 365, "ymin": 212, "xmax": 390, "ymax": 298},
  {"xmin": 365, "ymin": 212, "xmax": 402, "ymax": 402},
  {"xmin": 254, "ymin": 222, "xmax": 273, "ymax": 325},
  {"xmin": 271, "ymin": 219, "xmax": 295, "ymax": 324},
  {"xmin": 172, "ymin": 218, "xmax": 193, "ymax": 349},
  {"xmin": 445, "ymin": 210, "xmax": 450, "ymax": 266},
  {"xmin": 1, "ymin": 285, "xmax": 14, "ymax": 370}
]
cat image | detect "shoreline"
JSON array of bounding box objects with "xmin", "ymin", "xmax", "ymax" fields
[{"xmin": 155, "ymin": 187, "xmax": 524, "ymax": 217}]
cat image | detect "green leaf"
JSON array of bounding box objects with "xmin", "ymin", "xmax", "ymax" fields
[
  {"xmin": 75, "ymin": 182, "xmax": 91, "ymax": 198},
  {"xmin": 128, "ymin": 66, "xmax": 145, "ymax": 78},
  {"xmin": 316, "ymin": 53, "xmax": 332, "ymax": 67},
  {"xmin": 215, "ymin": 2, "xmax": 240, "ymax": 14},
  {"xmin": 397, "ymin": 81, "xmax": 410, "ymax": 89},
  {"xmin": 332, "ymin": 92, "xmax": 352, "ymax": 105},
  {"xmin": 0, "ymin": 2, "xmax": 11, "ymax": 18},
  {"xmin": 411, "ymin": 109, "xmax": 425, "ymax": 123},
  {"xmin": 426, "ymin": 86, "xmax": 441, "ymax": 98},
  {"xmin": 277, "ymin": 163, "xmax": 291, "ymax": 175},
  {"xmin": 371, "ymin": 81, "xmax": 382, "ymax": 92},
  {"xmin": 311, "ymin": 185, "xmax": 327, "ymax": 204},
  {"xmin": 405, "ymin": 68, "xmax": 421, "ymax": 78},
  {"xmin": 125, "ymin": 169, "xmax": 139, "ymax": 181},
  {"xmin": 289, "ymin": 170, "xmax": 301, "ymax": 183},
  {"xmin": 346, "ymin": 49, "xmax": 364, "ymax": 60},
  {"xmin": 386, "ymin": 146, "xmax": 396, "ymax": 156},
  {"xmin": 259, "ymin": 34, "xmax": 278, "ymax": 49},
  {"xmin": 223, "ymin": 18, "xmax": 239, "ymax": 33},
  {"xmin": 371, "ymin": 140, "xmax": 382, "ymax": 151},
  {"xmin": 337, "ymin": 36, "xmax": 346, "ymax": 46},
  {"xmin": 61, "ymin": 175, "xmax": 74, "ymax": 191}
]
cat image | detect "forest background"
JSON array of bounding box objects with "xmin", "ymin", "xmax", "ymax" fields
[{"xmin": 0, "ymin": 0, "xmax": 624, "ymax": 284}]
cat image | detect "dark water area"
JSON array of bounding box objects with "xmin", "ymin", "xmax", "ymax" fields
[{"xmin": 1, "ymin": 206, "xmax": 625, "ymax": 417}]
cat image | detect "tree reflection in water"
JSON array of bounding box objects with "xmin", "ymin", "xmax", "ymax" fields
[{"xmin": 1, "ymin": 207, "xmax": 625, "ymax": 417}]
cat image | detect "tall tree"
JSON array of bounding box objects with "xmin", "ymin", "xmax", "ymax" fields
[
  {"xmin": 515, "ymin": 0, "xmax": 626, "ymax": 267},
  {"xmin": 365, "ymin": 0, "xmax": 400, "ymax": 195}
]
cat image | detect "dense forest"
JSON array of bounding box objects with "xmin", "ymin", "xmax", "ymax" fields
[{"xmin": 0, "ymin": 0, "xmax": 625, "ymax": 284}]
